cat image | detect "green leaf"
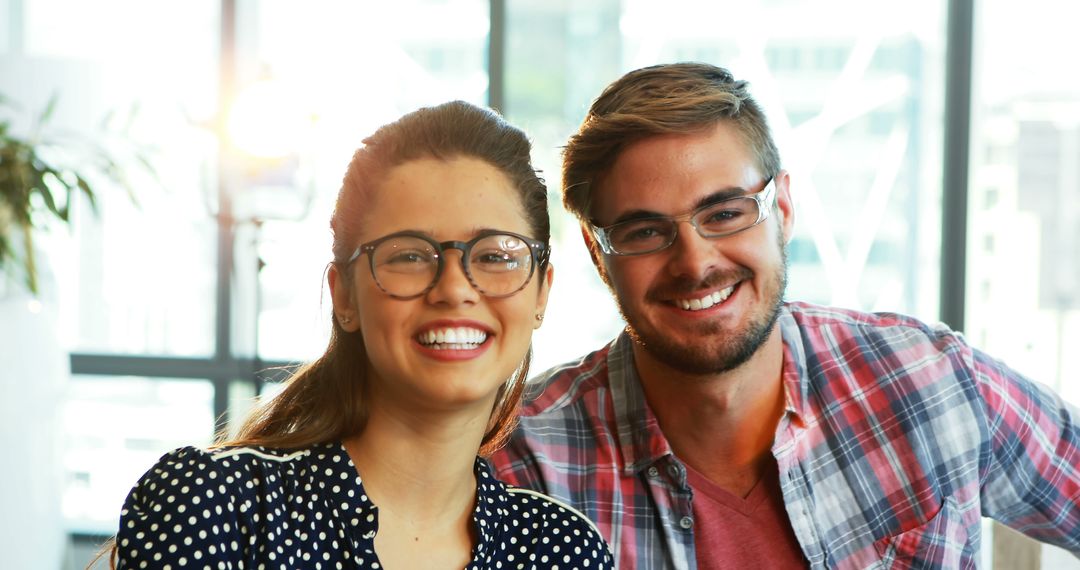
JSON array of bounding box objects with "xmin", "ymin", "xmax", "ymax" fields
[
  {"xmin": 34, "ymin": 170, "xmax": 65, "ymax": 220},
  {"xmin": 38, "ymin": 93, "xmax": 59, "ymax": 126},
  {"xmin": 0, "ymin": 89, "xmax": 160, "ymax": 294},
  {"xmin": 74, "ymin": 175, "xmax": 98, "ymax": 212}
]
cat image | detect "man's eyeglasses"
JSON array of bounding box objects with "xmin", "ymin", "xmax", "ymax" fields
[
  {"xmin": 588, "ymin": 178, "xmax": 776, "ymax": 256},
  {"xmin": 346, "ymin": 230, "xmax": 549, "ymax": 299}
]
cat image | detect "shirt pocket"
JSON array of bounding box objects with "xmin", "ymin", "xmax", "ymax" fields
[{"xmin": 872, "ymin": 496, "xmax": 975, "ymax": 569}]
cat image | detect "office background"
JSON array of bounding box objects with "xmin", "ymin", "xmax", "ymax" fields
[{"xmin": 0, "ymin": 0, "xmax": 1077, "ymax": 567}]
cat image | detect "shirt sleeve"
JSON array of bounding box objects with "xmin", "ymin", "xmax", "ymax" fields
[
  {"xmin": 975, "ymin": 347, "xmax": 1080, "ymax": 553},
  {"xmin": 115, "ymin": 446, "xmax": 248, "ymax": 568}
]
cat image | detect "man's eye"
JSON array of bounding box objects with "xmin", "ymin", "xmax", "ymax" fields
[
  {"xmin": 627, "ymin": 227, "xmax": 659, "ymax": 240},
  {"xmin": 616, "ymin": 222, "xmax": 668, "ymax": 242},
  {"xmin": 706, "ymin": 210, "xmax": 742, "ymax": 223}
]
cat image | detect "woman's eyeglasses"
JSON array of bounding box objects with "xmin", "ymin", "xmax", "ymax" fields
[{"xmin": 346, "ymin": 230, "xmax": 549, "ymax": 299}]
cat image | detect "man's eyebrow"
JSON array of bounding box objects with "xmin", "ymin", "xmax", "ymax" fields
[
  {"xmin": 693, "ymin": 187, "xmax": 749, "ymax": 210},
  {"xmin": 609, "ymin": 208, "xmax": 666, "ymax": 225},
  {"xmin": 607, "ymin": 187, "xmax": 749, "ymax": 225}
]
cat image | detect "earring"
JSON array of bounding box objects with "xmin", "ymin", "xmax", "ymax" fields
[
  {"xmin": 535, "ymin": 313, "xmax": 544, "ymax": 323},
  {"xmin": 340, "ymin": 316, "xmax": 352, "ymax": 325}
]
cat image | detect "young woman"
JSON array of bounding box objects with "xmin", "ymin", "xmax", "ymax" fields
[{"xmin": 110, "ymin": 101, "xmax": 612, "ymax": 569}]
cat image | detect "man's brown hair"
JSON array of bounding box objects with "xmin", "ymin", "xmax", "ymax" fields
[{"xmin": 562, "ymin": 62, "xmax": 781, "ymax": 221}]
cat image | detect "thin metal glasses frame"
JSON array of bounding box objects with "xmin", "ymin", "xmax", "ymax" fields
[{"xmin": 589, "ymin": 177, "xmax": 776, "ymax": 256}]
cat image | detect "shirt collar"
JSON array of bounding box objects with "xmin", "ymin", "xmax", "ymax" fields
[
  {"xmin": 608, "ymin": 333, "xmax": 676, "ymax": 475},
  {"xmin": 471, "ymin": 458, "xmax": 511, "ymax": 559},
  {"xmin": 307, "ymin": 442, "xmax": 380, "ymax": 540},
  {"xmin": 777, "ymin": 303, "xmax": 811, "ymax": 425}
]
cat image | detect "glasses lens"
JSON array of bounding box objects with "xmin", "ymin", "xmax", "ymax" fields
[
  {"xmin": 371, "ymin": 236, "xmax": 438, "ymax": 297},
  {"xmin": 606, "ymin": 219, "xmax": 677, "ymax": 254},
  {"xmin": 694, "ymin": 197, "xmax": 759, "ymax": 237},
  {"xmin": 468, "ymin": 233, "xmax": 534, "ymax": 296}
]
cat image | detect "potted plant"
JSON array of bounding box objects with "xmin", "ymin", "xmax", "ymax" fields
[{"xmin": 0, "ymin": 93, "xmax": 150, "ymax": 294}]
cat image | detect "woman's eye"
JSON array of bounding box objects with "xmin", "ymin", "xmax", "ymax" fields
[
  {"xmin": 386, "ymin": 251, "xmax": 429, "ymax": 265},
  {"xmin": 475, "ymin": 251, "xmax": 521, "ymax": 270}
]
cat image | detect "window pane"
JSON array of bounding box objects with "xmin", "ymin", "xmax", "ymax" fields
[
  {"xmin": 969, "ymin": 4, "xmax": 1080, "ymax": 566},
  {"xmin": 11, "ymin": 0, "xmax": 220, "ymax": 356},
  {"xmin": 969, "ymin": 0, "xmax": 1080, "ymax": 403},
  {"xmin": 62, "ymin": 376, "xmax": 215, "ymax": 534},
  {"xmin": 504, "ymin": 0, "xmax": 946, "ymax": 371},
  {"xmin": 236, "ymin": 0, "xmax": 491, "ymax": 362}
]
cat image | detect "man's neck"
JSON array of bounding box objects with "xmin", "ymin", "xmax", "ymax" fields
[{"xmin": 633, "ymin": 327, "xmax": 787, "ymax": 497}]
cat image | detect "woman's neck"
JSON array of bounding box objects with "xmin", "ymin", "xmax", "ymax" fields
[{"xmin": 342, "ymin": 404, "xmax": 488, "ymax": 568}]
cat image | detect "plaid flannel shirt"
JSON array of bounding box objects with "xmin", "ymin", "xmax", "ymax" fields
[{"xmin": 490, "ymin": 302, "xmax": 1080, "ymax": 569}]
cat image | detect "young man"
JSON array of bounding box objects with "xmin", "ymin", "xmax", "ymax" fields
[{"xmin": 489, "ymin": 62, "xmax": 1080, "ymax": 569}]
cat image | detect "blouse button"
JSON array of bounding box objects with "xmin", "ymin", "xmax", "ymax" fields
[
  {"xmin": 679, "ymin": 516, "xmax": 694, "ymax": 530},
  {"xmin": 668, "ymin": 464, "xmax": 680, "ymax": 477},
  {"xmin": 647, "ymin": 467, "xmax": 660, "ymax": 478}
]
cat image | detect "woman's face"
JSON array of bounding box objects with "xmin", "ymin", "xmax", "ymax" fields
[{"xmin": 331, "ymin": 156, "xmax": 552, "ymax": 417}]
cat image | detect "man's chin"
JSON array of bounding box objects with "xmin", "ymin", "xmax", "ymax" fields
[
  {"xmin": 626, "ymin": 308, "xmax": 781, "ymax": 376},
  {"xmin": 635, "ymin": 336, "xmax": 757, "ymax": 376}
]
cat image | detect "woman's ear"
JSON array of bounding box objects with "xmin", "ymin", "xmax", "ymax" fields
[
  {"xmin": 533, "ymin": 263, "xmax": 554, "ymax": 330},
  {"xmin": 328, "ymin": 264, "xmax": 360, "ymax": 332}
]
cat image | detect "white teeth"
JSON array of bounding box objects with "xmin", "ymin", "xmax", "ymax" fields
[
  {"xmin": 417, "ymin": 327, "xmax": 488, "ymax": 348},
  {"xmin": 675, "ymin": 285, "xmax": 735, "ymax": 311}
]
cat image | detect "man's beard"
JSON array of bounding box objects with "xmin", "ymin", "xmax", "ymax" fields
[{"xmin": 619, "ymin": 244, "xmax": 788, "ymax": 376}]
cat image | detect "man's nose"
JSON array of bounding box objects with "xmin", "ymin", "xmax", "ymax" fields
[{"xmin": 665, "ymin": 221, "xmax": 719, "ymax": 281}]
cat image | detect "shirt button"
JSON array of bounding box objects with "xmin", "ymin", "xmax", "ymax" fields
[
  {"xmin": 679, "ymin": 516, "xmax": 694, "ymax": 530},
  {"xmin": 647, "ymin": 467, "xmax": 660, "ymax": 478}
]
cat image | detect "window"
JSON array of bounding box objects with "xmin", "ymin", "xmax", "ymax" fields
[
  {"xmin": 969, "ymin": 1, "xmax": 1080, "ymax": 567},
  {"xmin": 3, "ymin": 1, "xmax": 1074, "ymax": 568}
]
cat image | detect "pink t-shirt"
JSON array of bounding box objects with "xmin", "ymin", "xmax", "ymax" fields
[{"xmin": 686, "ymin": 461, "xmax": 808, "ymax": 569}]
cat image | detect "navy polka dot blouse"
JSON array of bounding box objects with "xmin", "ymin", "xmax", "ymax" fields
[{"xmin": 116, "ymin": 442, "xmax": 613, "ymax": 569}]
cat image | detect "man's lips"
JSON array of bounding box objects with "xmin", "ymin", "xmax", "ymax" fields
[
  {"xmin": 671, "ymin": 283, "xmax": 737, "ymax": 311},
  {"xmin": 648, "ymin": 268, "xmax": 752, "ymax": 312}
]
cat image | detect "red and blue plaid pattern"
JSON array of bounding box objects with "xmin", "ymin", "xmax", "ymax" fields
[{"xmin": 490, "ymin": 302, "xmax": 1080, "ymax": 569}]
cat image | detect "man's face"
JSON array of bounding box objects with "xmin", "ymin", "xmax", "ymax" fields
[{"xmin": 587, "ymin": 121, "xmax": 794, "ymax": 375}]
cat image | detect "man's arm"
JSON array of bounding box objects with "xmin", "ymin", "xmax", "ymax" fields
[{"xmin": 975, "ymin": 347, "xmax": 1080, "ymax": 553}]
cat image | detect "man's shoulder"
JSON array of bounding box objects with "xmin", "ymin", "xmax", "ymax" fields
[
  {"xmin": 783, "ymin": 301, "xmax": 978, "ymax": 400},
  {"xmin": 522, "ymin": 338, "xmax": 620, "ymax": 417},
  {"xmin": 785, "ymin": 301, "xmax": 964, "ymax": 347}
]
